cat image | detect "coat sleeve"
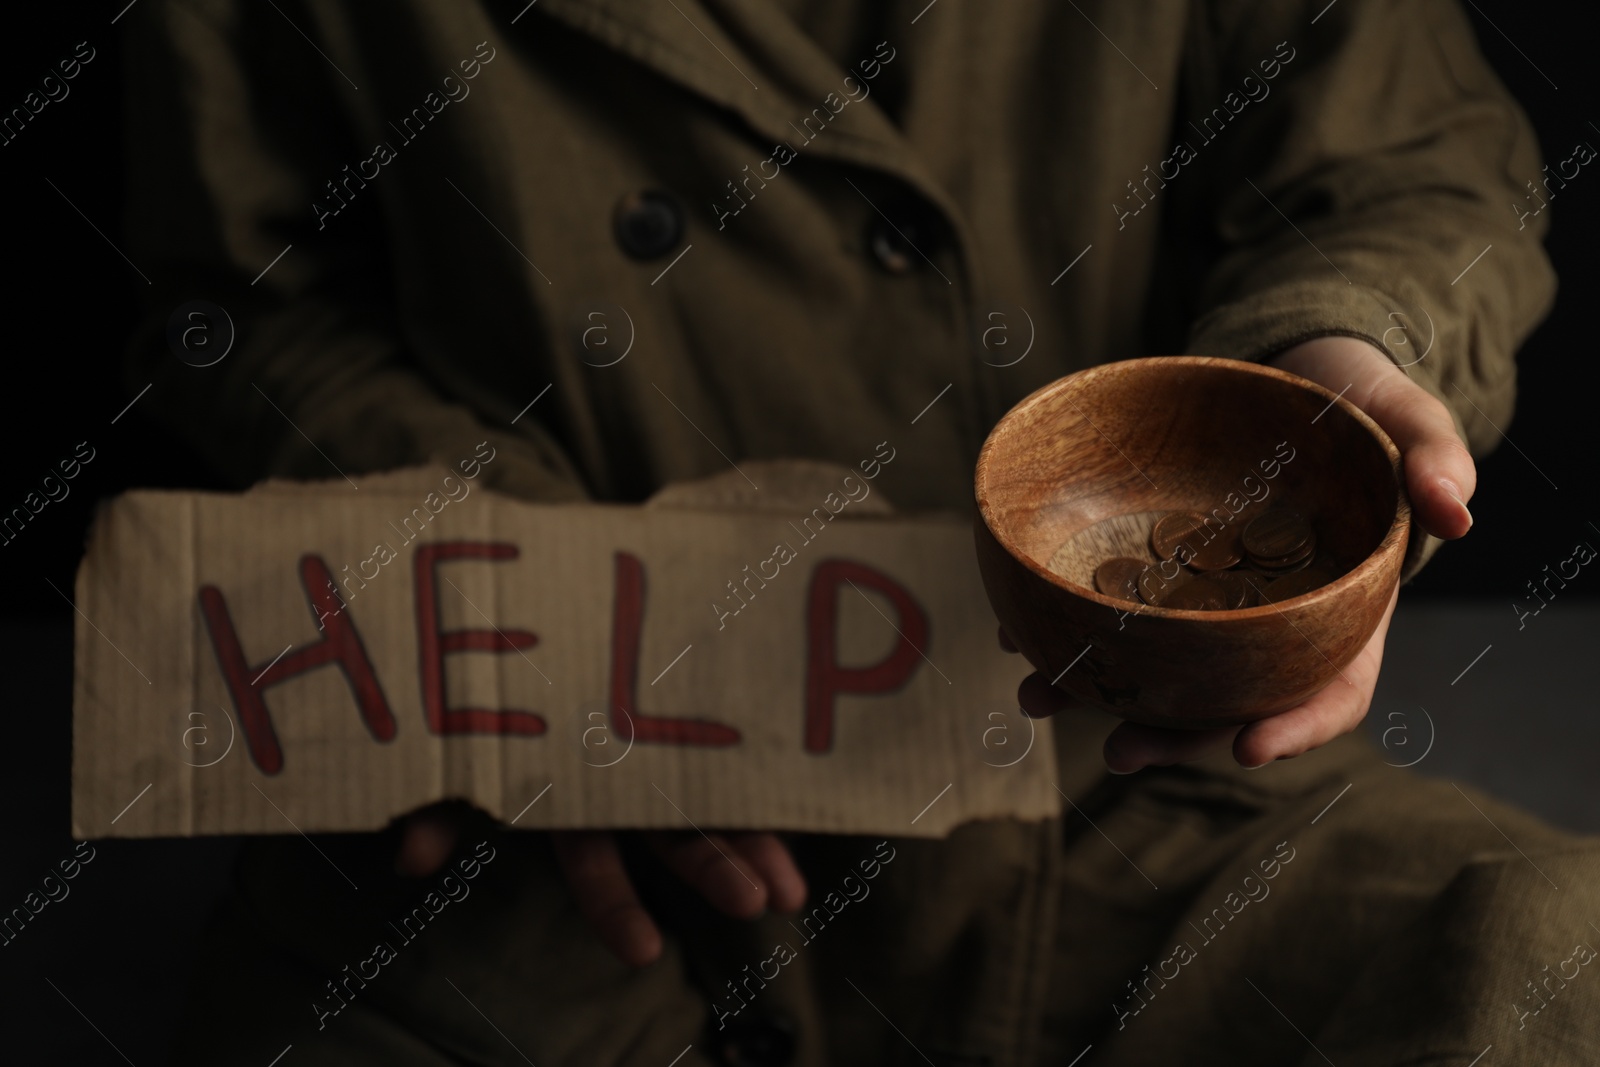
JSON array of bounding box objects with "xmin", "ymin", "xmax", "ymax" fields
[
  {"xmin": 123, "ymin": 0, "xmax": 589, "ymax": 503},
  {"xmin": 1180, "ymin": 0, "xmax": 1556, "ymax": 457}
]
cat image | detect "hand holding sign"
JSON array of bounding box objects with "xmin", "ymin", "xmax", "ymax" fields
[{"xmin": 394, "ymin": 806, "xmax": 807, "ymax": 967}]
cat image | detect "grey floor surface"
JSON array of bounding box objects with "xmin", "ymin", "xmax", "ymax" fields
[{"xmin": 1364, "ymin": 600, "xmax": 1600, "ymax": 834}]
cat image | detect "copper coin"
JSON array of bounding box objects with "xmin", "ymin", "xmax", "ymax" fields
[
  {"xmin": 1161, "ymin": 578, "xmax": 1230, "ymax": 611},
  {"xmin": 1136, "ymin": 562, "xmax": 1191, "ymax": 605},
  {"xmin": 1209, "ymin": 570, "xmax": 1258, "ymax": 609},
  {"xmin": 1185, "ymin": 524, "xmax": 1244, "ymax": 571},
  {"xmin": 1094, "ymin": 557, "xmax": 1149, "ymax": 602},
  {"xmin": 1150, "ymin": 511, "xmax": 1209, "ymax": 562},
  {"xmin": 1242, "ymin": 508, "xmax": 1313, "ymax": 564},
  {"xmin": 1252, "ymin": 546, "xmax": 1315, "ymax": 577},
  {"xmin": 1260, "ymin": 568, "xmax": 1336, "ymax": 603},
  {"xmin": 1235, "ymin": 571, "xmax": 1276, "ymax": 605},
  {"xmin": 1248, "ymin": 537, "xmax": 1315, "ymax": 571},
  {"xmin": 1254, "ymin": 534, "xmax": 1315, "ymax": 561}
]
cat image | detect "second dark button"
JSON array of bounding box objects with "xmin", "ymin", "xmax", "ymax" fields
[
  {"xmin": 614, "ymin": 189, "xmax": 685, "ymax": 260},
  {"xmin": 867, "ymin": 196, "xmax": 948, "ymax": 275}
]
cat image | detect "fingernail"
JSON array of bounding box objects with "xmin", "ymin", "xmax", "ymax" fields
[
  {"xmin": 1104, "ymin": 742, "xmax": 1136, "ymax": 775},
  {"xmin": 1240, "ymin": 759, "xmax": 1270, "ymax": 770},
  {"xmin": 1440, "ymin": 480, "xmax": 1473, "ymax": 529}
]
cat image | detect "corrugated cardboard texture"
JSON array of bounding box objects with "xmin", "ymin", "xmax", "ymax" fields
[{"xmin": 72, "ymin": 468, "xmax": 1058, "ymax": 839}]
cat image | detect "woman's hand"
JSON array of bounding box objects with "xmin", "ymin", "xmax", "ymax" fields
[
  {"xmin": 1011, "ymin": 336, "xmax": 1475, "ymax": 771},
  {"xmin": 547, "ymin": 830, "xmax": 807, "ymax": 966},
  {"xmin": 394, "ymin": 807, "xmax": 807, "ymax": 967}
]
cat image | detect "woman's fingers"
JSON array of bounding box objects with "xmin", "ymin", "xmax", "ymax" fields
[
  {"xmin": 1271, "ymin": 335, "xmax": 1475, "ymax": 541},
  {"xmin": 551, "ymin": 831, "xmax": 663, "ymax": 967},
  {"xmin": 394, "ymin": 807, "xmax": 461, "ymax": 877},
  {"xmin": 1018, "ymin": 671, "xmax": 1082, "ymax": 717},
  {"xmin": 1229, "ymin": 683, "xmax": 1371, "ymax": 769},
  {"xmin": 646, "ymin": 832, "xmax": 769, "ymax": 919},
  {"xmin": 1102, "ymin": 722, "xmax": 1241, "ymax": 773},
  {"xmin": 727, "ymin": 832, "xmax": 807, "ymax": 913},
  {"xmin": 549, "ymin": 830, "xmax": 806, "ymax": 968},
  {"xmin": 1231, "ymin": 584, "xmax": 1397, "ymax": 767},
  {"xmin": 1360, "ymin": 371, "xmax": 1476, "ymax": 541}
]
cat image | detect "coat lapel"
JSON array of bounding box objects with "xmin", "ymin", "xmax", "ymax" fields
[{"xmin": 530, "ymin": 0, "xmax": 953, "ymax": 208}]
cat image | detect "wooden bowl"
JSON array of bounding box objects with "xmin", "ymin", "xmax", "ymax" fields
[{"xmin": 974, "ymin": 356, "xmax": 1410, "ymax": 728}]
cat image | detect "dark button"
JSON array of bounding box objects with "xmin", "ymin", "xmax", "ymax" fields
[
  {"xmin": 614, "ymin": 189, "xmax": 685, "ymax": 260},
  {"xmin": 716, "ymin": 1012, "xmax": 797, "ymax": 1067},
  {"xmin": 866, "ymin": 196, "xmax": 948, "ymax": 275}
]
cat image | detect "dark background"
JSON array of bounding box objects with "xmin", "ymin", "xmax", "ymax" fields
[{"xmin": 0, "ymin": 1, "xmax": 1592, "ymax": 1062}]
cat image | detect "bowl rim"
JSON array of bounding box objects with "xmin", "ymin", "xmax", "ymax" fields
[{"xmin": 974, "ymin": 355, "xmax": 1412, "ymax": 620}]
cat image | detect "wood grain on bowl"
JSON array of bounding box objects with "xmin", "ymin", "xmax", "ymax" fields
[{"xmin": 974, "ymin": 356, "xmax": 1410, "ymax": 728}]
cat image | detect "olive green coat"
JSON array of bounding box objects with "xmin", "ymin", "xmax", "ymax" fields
[{"xmin": 123, "ymin": 0, "xmax": 1598, "ymax": 1063}]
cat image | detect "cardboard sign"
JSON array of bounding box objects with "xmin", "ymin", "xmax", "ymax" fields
[{"xmin": 71, "ymin": 469, "xmax": 1058, "ymax": 839}]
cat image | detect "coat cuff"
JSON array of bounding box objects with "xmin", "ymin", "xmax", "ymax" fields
[{"xmin": 1185, "ymin": 281, "xmax": 1458, "ymax": 584}]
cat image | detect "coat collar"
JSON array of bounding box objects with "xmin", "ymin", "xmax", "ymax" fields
[{"xmin": 531, "ymin": 0, "xmax": 949, "ymax": 205}]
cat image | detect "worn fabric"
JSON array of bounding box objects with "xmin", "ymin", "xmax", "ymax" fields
[
  {"xmin": 124, "ymin": 0, "xmax": 1553, "ymax": 574},
  {"xmin": 120, "ymin": 0, "xmax": 1598, "ymax": 1064},
  {"xmin": 766, "ymin": 0, "xmax": 884, "ymax": 69},
  {"xmin": 169, "ymin": 714, "xmax": 1600, "ymax": 1066}
]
